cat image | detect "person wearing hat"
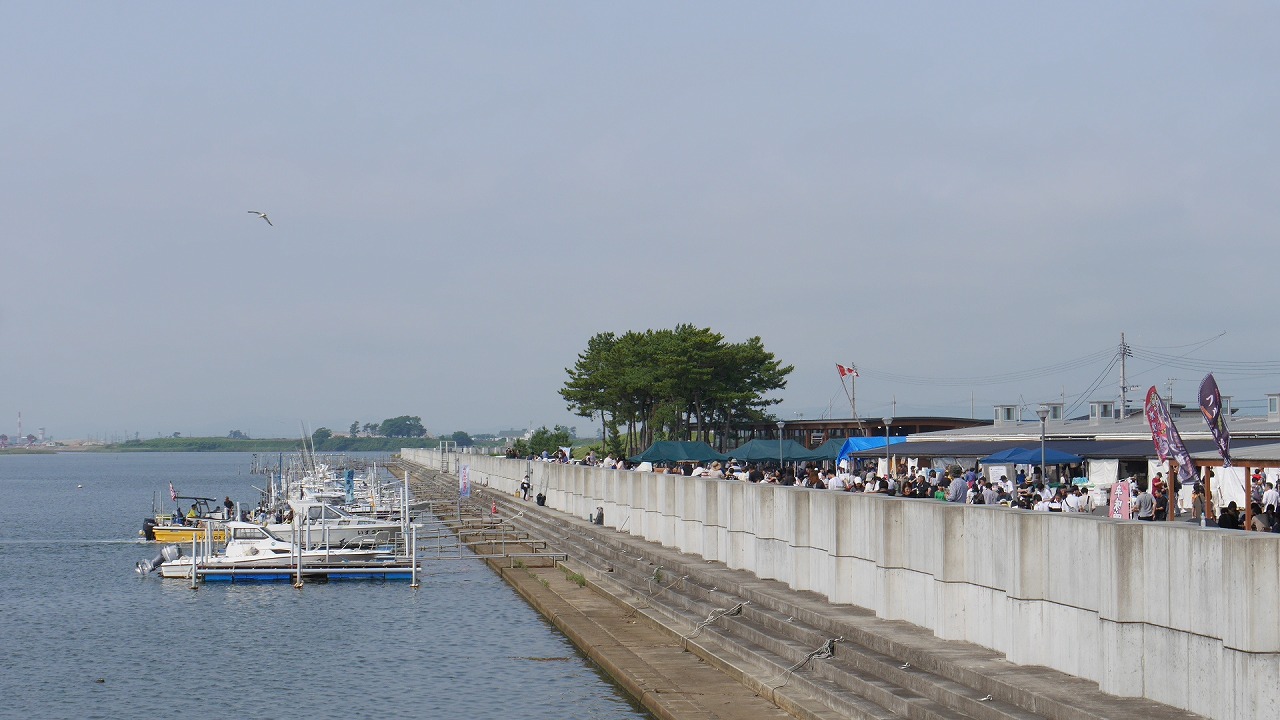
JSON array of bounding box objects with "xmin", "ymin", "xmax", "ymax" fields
[{"xmin": 707, "ymin": 461, "xmax": 724, "ymax": 479}]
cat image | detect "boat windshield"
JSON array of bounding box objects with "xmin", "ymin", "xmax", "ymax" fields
[
  {"xmin": 304, "ymin": 504, "xmax": 352, "ymax": 522},
  {"xmin": 231, "ymin": 526, "xmax": 269, "ymax": 542}
]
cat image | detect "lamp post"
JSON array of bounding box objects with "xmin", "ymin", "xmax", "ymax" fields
[
  {"xmin": 776, "ymin": 421, "xmax": 785, "ymax": 475},
  {"xmin": 1036, "ymin": 406, "xmax": 1050, "ymax": 489},
  {"xmin": 882, "ymin": 417, "xmax": 893, "ymax": 480}
]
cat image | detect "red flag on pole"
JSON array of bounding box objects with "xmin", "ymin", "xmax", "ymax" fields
[
  {"xmin": 169, "ymin": 481, "xmax": 177, "ymax": 502},
  {"xmin": 836, "ymin": 363, "xmax": 859, "ymax": 378}
]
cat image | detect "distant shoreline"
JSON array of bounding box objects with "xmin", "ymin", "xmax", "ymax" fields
[{"xmin": 0, "ymin": 437, "xmax": 451, "ymax": 454}]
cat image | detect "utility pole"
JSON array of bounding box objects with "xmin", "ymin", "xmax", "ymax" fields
[{"xmin": 1119, "ymin": 333, "xmax": 1131, "ymax": 419}]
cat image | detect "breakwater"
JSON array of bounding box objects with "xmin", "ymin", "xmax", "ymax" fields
[{"xmin": 404, "ymin": 449, "xmax": 1275, "ymax": 720}]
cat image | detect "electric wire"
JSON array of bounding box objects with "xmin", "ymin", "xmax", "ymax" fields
[{"xmin": 856, "ymin": 347, "xmax": 1116, "ymax": 387}]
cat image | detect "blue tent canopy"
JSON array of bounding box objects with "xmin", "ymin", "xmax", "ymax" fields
[
  {"xmin": 836, "ymin": 436, "xmax": 908, "ymax": 465},
  {"xmin": 979, "ymin": 447, "xmax": 1084, "ymax": 465}
]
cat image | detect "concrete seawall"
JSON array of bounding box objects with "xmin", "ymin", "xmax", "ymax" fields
[{"xmin": 406, "ymin": 449, "xmax": 1277, "ymax": 720}]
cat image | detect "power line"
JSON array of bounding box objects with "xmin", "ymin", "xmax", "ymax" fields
[{"xmin": 855, "ymin": 347, "xmax": 1116, "ymax": 387}]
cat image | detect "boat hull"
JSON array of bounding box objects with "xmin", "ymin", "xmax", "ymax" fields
[
  {"xmin": 157, "ymin": 549, "xmax": 385, "ymax": 579},
  {"xmin": 150, "ymin": 525, "xmax": 226, "ymax": 544}
]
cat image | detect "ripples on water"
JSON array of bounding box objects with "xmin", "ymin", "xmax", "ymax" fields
[{"xmin": 0, "ymin": 453, "xmax": 650, "ymax": 720}]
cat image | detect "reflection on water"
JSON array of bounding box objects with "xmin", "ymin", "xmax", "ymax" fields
[{"xmin": 0, "ymin": 452, "xmax": 650, "ymax": 720}]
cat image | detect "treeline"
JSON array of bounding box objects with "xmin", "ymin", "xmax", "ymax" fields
[
  {"xmin": 111, "ymin": 437, "xmax": 439, "ymax": 452},
  {"xmin": 561, "ymin": 324, "xmax": 792, "ymax": 455}
]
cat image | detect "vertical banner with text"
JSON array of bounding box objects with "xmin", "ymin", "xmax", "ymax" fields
[
  {"xmin": 1199, "ymin": 373, "xmax": 1232, "ymax": 467},
  {"xmin": 459, "ymin": 464, "xmax": 471, "ymax": 498},
  {"xmin": 1144, "ymin": 386, "xmax": 1196, "ymax": 485}
]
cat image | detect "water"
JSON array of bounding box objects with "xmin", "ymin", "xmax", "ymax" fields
[{"xmin": 0, "ymin": 452, "xmax": 651, "ymax": 720}]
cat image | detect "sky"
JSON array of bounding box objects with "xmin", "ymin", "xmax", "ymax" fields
[{"xmin": 3, "ymin": 2, "xmax": 1279, "ymax": 441}]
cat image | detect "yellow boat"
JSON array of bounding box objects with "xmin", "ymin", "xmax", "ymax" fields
[
  {"xmin": 142, "ymin": 497, "xmax": 229, "ymax": 543},
  {"xmin": 147, "ymin": 517, "xmax": 227, "ymax": 544}
]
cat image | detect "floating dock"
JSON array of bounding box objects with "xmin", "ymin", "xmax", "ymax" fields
[{"xmin": 194, "ymin": 563, "xmax": 419, "ymax": 582}]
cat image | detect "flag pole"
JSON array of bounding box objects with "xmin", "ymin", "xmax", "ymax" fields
[{"xmin": 1245, "ymin": 467, "xmax": 1254, "ymax": 530}]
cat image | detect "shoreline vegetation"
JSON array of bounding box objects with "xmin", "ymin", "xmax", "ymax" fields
[{"xmin": 0, "ymin": 437, "xmax": 445, "ymax": 453}]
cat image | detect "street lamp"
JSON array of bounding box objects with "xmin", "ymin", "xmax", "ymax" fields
[
  {"xmin": 776, "ymin": 420, "xmax": 785, "ymax": 474},
  {"xmin": 1036, "ymin": 406, "xmax": 1050, "ymax": 490},
  {"xmin": 882, "ymin": 417, "xmax": 893, "ymax": 480}
]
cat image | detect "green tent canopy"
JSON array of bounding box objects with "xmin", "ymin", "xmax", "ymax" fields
[
  {"xmin": 629, "ymin": 441, "xmax": 729, "ymax": 464},
  {"xmin": 728, "ymin": 438, "xmax": 817, "ymax": 463},
  {"xmin": 801, "ymin": 437, "xmax": 849, "ymax": 462}
]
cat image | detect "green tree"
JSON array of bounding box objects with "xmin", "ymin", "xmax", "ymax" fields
[
  {"xmin": 312, "ymin": 427, "xmax": 333, "ymax": 445},
  {"xmin": 349, "ymin": 421, "xmax": 360, "ymax": 436},
  {"xmin": 528, "ymin": 425, "xmax": 572, "ymax": 457},
  {"xmin": 363, "ymin": 423, "xmax": 378, "ymax": 435},
  {"xmin": 379, "ymin": 415, "xmax": 426, "ymax": 438},
  {"xmin": 560, "ymin": 325, "xmax": 792, "ymax": 454},
  {"xmin": 560, "ymin": 332, "xmax": 619, "ymax": 445},
  {"xmin": 450, "ymin": 430, "xmax": 474, "ymax": 447}
]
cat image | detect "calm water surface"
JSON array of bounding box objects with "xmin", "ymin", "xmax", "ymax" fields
[{"xmin": 0, "ymin": 452, "xmax": 651, "ymax": 720}]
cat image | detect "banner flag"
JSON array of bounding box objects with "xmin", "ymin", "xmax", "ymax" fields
[
  {"xmin": 836, "ymin": 363, "xmax": 859, "ymax": 378},
  {"xmin": 1199, "ymin": 373, "xmax": 1231, "ymax": 467},
  {"xmin": 1143, "ymin": 386, "xmax": 1196, "ymax": 484},
  {"xmin": 459, "ymin": 465, "xmax": 471, "ymax": 498},
  {"xmin": 1110, "ymin": 477, "xmax": 1131, "ymax": 519},
  {"xmin": 169, "ymin": 481, "xmax": 178, "ymax": 502}
]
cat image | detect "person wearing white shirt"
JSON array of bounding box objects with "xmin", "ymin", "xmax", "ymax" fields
[
  {"xmin": 1262, "ymin": 483, "xmax": 1279, "ymax": 514},
  {"xmin": 1063, "ymin": 488, "xmax": 1082, "ymax": 513}
]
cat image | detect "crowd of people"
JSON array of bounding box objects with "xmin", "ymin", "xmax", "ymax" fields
[
  {"xmin": 505, "ymin": 448, "xmax": 1280, "ymax": 527},
  {"xmin": 509, "ymin": 448, "xmax": 1103, "ymax": 513}
]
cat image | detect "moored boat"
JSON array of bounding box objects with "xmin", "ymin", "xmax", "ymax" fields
[
  {"xmin": 147, "ymin": 522, "xmax": 386, "ymax": 579},
  {"xmin": 265, "ymin": 498, "xmax": 403, "ymax": 549},
  {"xmin": 142, "ymin": 496, "xmax": 231, "ymax": 543}
]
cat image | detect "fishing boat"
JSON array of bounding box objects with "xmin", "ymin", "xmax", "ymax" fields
[
  {"xmin": 265, "ymin": 498, "xmax": 403, "ymax": 549},
  {"xmin": 143, "ymin": 522, "xmax": 386, "ymax": 579},
  {"xmin": 142, "ymin": 496, "xmax": 231, "ymax": 543}
]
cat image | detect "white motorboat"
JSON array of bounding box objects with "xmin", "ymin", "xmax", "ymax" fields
[
  {"xmin": 266, "ymin": 499, "xmax": 403, "ymax": 549},
  {"xmin": 146, "ymin": 522, "xmax": 385, "ymax": 579}
]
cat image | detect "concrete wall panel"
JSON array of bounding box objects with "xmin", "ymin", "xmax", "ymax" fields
[{"xmin": 424, "ymin": 452, "xmax": 1280, "ymax": 720}]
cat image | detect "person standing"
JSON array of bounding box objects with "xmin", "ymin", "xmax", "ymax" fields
[
  {"xmin": 519, "ymin": 474, "xmax": 532, "ymax": 500},
  {"xmin": 1133, "ymin": 479, "xmax": 1155, "ymax": 521},
  {"xmin": 1152, "ymin": 486, "xmax": 1168, "ymax": 521},
  {"xmin": 223, "ymin": 496, "xmax": 235, "ymax": 519},
  {"xmin": 947, "ymin": 474, "xmax": 968, "ymax": 503},
  {"xmin": 982, "ymin": 481, "xmax": 999, "ymax": 506}
]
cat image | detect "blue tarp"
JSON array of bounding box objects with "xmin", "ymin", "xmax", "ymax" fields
[
  {"xmin": 836, "ymin": 436, "xmax": 908, "ymax": 465},
  {"xmin": 979, "ymin": 447, "xmax": 1084, "ymax": 465}
]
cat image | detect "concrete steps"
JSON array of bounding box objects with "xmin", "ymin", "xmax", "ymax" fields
[
  {"xmin": 398, "ymin": 461, "xmax": 1201, "ymax": 720},
  {"xmin": 485, "ymin": 490, "xmax": 1022, "ymax": 720}
]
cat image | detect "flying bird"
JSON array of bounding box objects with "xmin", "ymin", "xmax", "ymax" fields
[{"xmin": 248, "ymin": 210, "xmax": 273, "ymax": 226}]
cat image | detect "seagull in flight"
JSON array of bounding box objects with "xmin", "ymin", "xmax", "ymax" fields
[{"xmin": 248, "ymin": 210, "xmax": 273, "ymax": 226}]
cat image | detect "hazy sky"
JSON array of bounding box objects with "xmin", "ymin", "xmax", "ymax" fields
[{"xmin": 3, "ymin": 2, "xmax": 1279, "ymax": 440}]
